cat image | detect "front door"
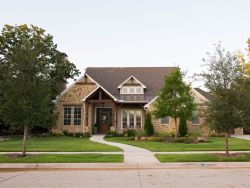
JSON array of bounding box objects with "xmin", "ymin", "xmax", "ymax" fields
[{"xmin": 96, "ymin": 108, "xmax": 112, "ymax": 134}]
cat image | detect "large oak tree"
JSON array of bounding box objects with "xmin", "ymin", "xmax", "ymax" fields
[{"xmin": 0, "ymin": 25, "xmax": 80, "ymax": 155}]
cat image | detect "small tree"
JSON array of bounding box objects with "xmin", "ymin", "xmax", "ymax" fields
[
  {"xmin": 154, "ymin": 69, "xmax": 196, "ymax": 138},
  {"xmin": 179, "ymin": 116, "xmax": 188, "ymax": 137},
  {"xmin": 0, "ymin": 25, "xmax": 80, "ymax": 156},
  {"xmin": 198, "ymin": 43, "xmax": 250, "ymax": 156},
  {"xmin": 144, "ymin": 113, "xmax": 154, "ymax": 136}
]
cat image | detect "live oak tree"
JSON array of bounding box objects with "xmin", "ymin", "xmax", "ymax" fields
[
  {"xmin": 154, "ymin": 69, "xmax": 196, "ymax": 138},
  {"xmin": 199, "ymin": 43, "xmax": 250, "ymax": 156},
  {"xmin": 0, "ymin": 25, "xmax": 80, "ymax": 156}
]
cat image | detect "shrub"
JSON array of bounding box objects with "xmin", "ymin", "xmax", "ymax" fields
[
  {"xmin": 135, "ymin": 130, "xmax": 146, "ymax": 137},
  {"xmin": 144, "ymin": 113, "xmax": 154, "ymax": 136},
  {"xmin": 188, "ymin": 131, "xmax": 201, "ymax": 138},
  {"xmin": 105, "ymin": 131, "xmax": 124, "ymax": 138},
  {"xmin": 178, "ymin": 116, "xmax": 188, "ymax": 137},
  {"xmin": 105, "ymin": 131, "xmax": 117, "ymax": 138},
  {"xmin": 127, "ymin": 129, "xmax": 136, "ymax": 137},
  {"xmin": 74, "ymin": 132, "xmax": 90, "ymax": 138},
  {"xmin": 154, "ymin": 131, "xmax": 175, "ymax": 138},
  {"xmin": 62, "ymin": 130, "xmax": 68, "ymax": 136},
  {"xmin": 175, "ymin": 136, "xmax": 197, "ymax": 143}
]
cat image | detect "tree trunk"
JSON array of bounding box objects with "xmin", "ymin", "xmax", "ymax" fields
[
  {"xmin": 224, "ymin": 132, "xmax": 229, "ymax": 156},
  {"xmin": 22, "ymin": 125, "xmax": 28, "ymax": 156},
  {"xmin": 174, "ymin": 118, "xmax": 178, "ymax": 139}
]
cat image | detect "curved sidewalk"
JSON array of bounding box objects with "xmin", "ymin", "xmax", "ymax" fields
[{"xmin": 90, "ymin": 135, "xmax": 159, "ymax": 164}]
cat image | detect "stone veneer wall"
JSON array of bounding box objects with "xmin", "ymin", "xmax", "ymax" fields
[
  {"xmin": 147, "ymin": 103, "xmax": 211, "ymax": 135},
  {"xmin": 52, "ymin": 76, "xmax": 97, "ymax": 134}
]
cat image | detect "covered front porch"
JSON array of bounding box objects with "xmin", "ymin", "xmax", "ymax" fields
[{"xmin": 83, "ymin": 87, "xmax": 146, "ymax": 135}]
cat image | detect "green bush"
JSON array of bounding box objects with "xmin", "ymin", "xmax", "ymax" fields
[
  {"xmin": 154, "ymin": 131, "xmax": 175, "ymax": 138},
  {"xmin": 179, "ymin": 116, "xmax": 188, "ymax": 137},
  {"xmin": 127, "ymin": 129, "xmax": 136, "ymax": 137},
  {"xmin": 135, "ymin": 130, "xmax": 146, "ymax": 137},
  {"xmin": 105, "ymin": 131, "xmax": 124, "ymax": 138},
  {"xmin": 188, "ymin": 131, "xmax": 201, "ymax": 138},
  {"xmin": 144, "ymin": 113, "xmax": 154, "ymax": 136},
  {"xmin": 175, "ymin": 136, "xmax": 197, "ymax": 143},
  {"xmin": 74, "ymin": 132, "xmax": 90, "ymax": 138},
  {"xmin": 62, "ymin": 130, "xmax": 68, "ymax": 136}
]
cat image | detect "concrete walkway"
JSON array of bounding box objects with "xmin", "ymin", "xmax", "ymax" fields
[
  {"xmin": 90, "ymin": 135, "xmax": 159, "ymax": 164},
  {"xmin": 232, "ymin": 134, "xmax": 250, "ymax": 140}
]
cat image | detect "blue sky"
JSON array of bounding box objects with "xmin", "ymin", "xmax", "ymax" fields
[{"xmin": 1, "ymin": 0, "xmax": 250, "ymax": 87}]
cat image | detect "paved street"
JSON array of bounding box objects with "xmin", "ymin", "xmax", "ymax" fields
[{"xmin": 0, "ymin": 167, "xmax": 250, "ymax": 188}]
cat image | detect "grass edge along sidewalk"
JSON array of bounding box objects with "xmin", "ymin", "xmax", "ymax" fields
[
  {"xmin": 0, "ymin": 154, "xmax": 123, "ymax": 163},
  {"xmin": 156, "ymin": 153, "xmax": 250, "ymax": 162}
]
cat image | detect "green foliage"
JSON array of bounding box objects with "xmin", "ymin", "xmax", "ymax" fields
[
  {"xmin": 198, "ymin": 43, "xmax": 250, "ymax": 155},
  {"xmin": 135, "ymin": 130, "xmax": 146, "ymax": 137},
  {"xmin": 154, "ymin": 131, "xmax": 175, "ymax": 138},
  {"xmin": 105, "ymin": 131, "xmax": 124, "ymax": 138},
  {"xmin": 144, "ymin": 113, "xmax": 154, "ymax": 136},
  {"xmin": 178, "ymin": 116, "xmax": 188, "ymax": 137},
  {"xmin": 0, "ymin": 25, "xmax": 80, "ymax": 154},
  {"xmin": 154, "ymin": 69, "xmax": 196, "ymax": 137},
  {"xmin": 126, "ymin": 129, "xmax": 136, "ymax": 137}
]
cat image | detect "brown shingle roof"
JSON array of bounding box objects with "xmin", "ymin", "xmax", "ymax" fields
[{"xmin": 85, "ymin": 67, "xmax": 176, "ymax": 102}]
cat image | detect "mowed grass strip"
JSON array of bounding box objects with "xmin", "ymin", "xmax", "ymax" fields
[
  {"xmin": 156, "ymin": 153, "xmax": 250, "ymax": 162},
  {"xmin": 0, "ymin": 136, "xmax": 122, "ymax": 152},
  {"xmin": 0, "ymin": 154, "xmax": 123, "ymax": 163},
  {"xmin": 105, "ymin": 137, "xmax": 250, "ymax": 152}
]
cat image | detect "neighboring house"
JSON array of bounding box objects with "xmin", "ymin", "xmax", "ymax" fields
[{"xmin": 52, "ymin": 67, "xmax": 212, "ymax": 135}]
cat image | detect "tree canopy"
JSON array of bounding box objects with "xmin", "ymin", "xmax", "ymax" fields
[
  {"xmin": 154, "ymin": 69, "xmax": 196, "ymax": 138},
  {"xmin": 198, "ymin": 43, "xmax": 250, "ymax": 155},
  {"xmin": 0, "ymin": 24, "xmax": 80, "ymax": 155}
]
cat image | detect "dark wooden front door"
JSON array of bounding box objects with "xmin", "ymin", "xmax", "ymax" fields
[{"xmin": 96, "ymin": 108, "xmax": 112, "ymax": 134}]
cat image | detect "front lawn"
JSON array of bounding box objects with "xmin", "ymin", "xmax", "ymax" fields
[
  {"xmin": 156, "ymin": 153, "xmax": 250, "ymax": 162},
  {"xmin": 0, "ymin": 154, "xmax": 123, "ymax": 163},
  {"xmin": 105, "ymin": 137, "xmax": 250, "ymax": 152},
  {"xmin": 0, "ymin": 136, "xmax": 121, "ymax": 152}
]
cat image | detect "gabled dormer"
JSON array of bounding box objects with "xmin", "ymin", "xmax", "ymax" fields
[{"xmin": 118, "ymin": 76, "xmax": 146, "ymax": 95}]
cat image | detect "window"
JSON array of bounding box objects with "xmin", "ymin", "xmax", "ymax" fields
[
  {"xmin": 122, "ymin": 109, "xmax": 142, "ymax": 129},
  {"xmin": 136, "ymin": 111, "xmax": 142, "ymax": 128},
  {"xmin": 129, "ymin": 111, "xmax": 134, "ymax": 128},
  {"xmin": 192, "ymin": 111, "xmax": 200, "ymax": 125},
  {"xmin": 64, "ymin": 106, "xmax": 71, "ymax": 125},
  {"xmin": 136, "ymin": 87, "xmax": 142, "ymax": 94},
  {"xmin": 192, "ymin": 117, "xmax": 200, "ymax": 125},
  {"xmin": 122, "ymin": 111, "xmax": 128, "ymax": 128},
  {"xmin": 120, "ymin": 87, "xmax": 143, "ymax": 94},
  {"xmin": 74, "ymin": 107, "xmax": 81, "ymax": 125},
  {"xmin": 160, "ymin": 116, "xmax": 169, "ymax": 125},
  {"xmin": 129, "ymin": 87, "xmax": 135, "ymax": 94}
]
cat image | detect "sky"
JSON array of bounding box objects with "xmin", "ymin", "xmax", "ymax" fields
[{"xmin": 1, "ymin": 0, "xmax": 250, "ymax": 87}]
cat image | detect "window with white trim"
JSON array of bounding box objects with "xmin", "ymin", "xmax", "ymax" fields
[
  {"xmin": 64, "ymin": 106, "xmax": 71, "ymax": 125},
  {"xmin": 74, "ymin": 107, "xmax": 81, "ymax": 125},
  {"xmin": 122, "ymin": 109, "xmax": 142, "ymax": 129},
  {"xmin": 120, "ymin": 87, "xmax": 143, "ymax": 94},
  {"xmin": 160, "ymin": 116, "xmax": 169, "ymax": 125},
  {"xmin": 192, "ymin": 111, "xmax": 200, "ymax": 125}
]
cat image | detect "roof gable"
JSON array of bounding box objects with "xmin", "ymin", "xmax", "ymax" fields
[{"xmin": 117, "ymin": 76, "xmax": 146, "ymax": 88}]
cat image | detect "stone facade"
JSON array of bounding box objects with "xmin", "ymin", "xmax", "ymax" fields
[
  {"xmin": 146, "ymin": 89, "xmax": 212, "ymax": 136},
  {"xmin": 52, "ymin": 76, "xmax": 97, "ymax": 134}
]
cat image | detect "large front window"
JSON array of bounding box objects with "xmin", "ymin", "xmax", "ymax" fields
[
  {"xmin": 122, "ymin": 109, "xmax": 142, "ymax": 129},
  {"xmin": 64, "ymin": 106, "xmax": 82, "ymax": 126}
]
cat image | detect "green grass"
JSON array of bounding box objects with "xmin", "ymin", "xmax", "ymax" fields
[
  {"xmin": 105, "ymin": 137, "xmax": 250, "ymax": 152},
  {"xmin": 0, "ymin": 136, "xmax": 121, "ymax": 152},
  {"xmin": 0, "ymin": 154, "xmax": 123, "ymax": 163},
  {"xmin": 156, "ymin": 153, "xmax": 250, "ymax": 162}
]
